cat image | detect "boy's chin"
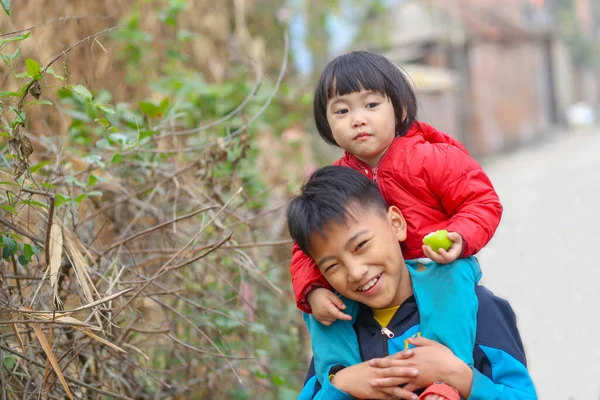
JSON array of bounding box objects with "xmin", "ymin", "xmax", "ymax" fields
[{"xmin": 355, "ymin": 294, "xmax": 395, "ymax": 310}]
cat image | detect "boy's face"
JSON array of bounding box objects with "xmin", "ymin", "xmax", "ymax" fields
[
  {"xmin": 310, "ymin": 203, "xmax": 412, "ymax": 309},
  {"xmin": 326, "ymin": 89, "xmax": 396, "ymax": 168}
]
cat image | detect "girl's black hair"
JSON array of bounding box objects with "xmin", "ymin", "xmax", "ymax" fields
[{"xmin": 313, "ymin": 51, "xmax": 418, "ymax": 146}]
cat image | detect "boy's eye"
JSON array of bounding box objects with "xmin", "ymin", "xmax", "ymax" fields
[
  {"xmin": 366, "ymin": 102, "xmax": 379, "ymax": 109},
  {"xmin": 355, "ymin": 240, "xmax": 368, "ymax": 252},
  {"xmin": 324, "ymin": 263, "xmax": 339, "ymax": 273}
]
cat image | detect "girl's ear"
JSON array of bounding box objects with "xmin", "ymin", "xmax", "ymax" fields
[{"xmin": 396, "ymin": 106, "xmax": 407, "ymax": 133}]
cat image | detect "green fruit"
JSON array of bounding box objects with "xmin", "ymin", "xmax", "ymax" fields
[{"xmin": 422, "ymin": 230, "xmax": 453, "ymax": 253}]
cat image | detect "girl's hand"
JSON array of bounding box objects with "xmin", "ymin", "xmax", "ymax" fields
[
  {"xmin": 422, "ymin": 232, "xmax": 463, "ymax": 264},
  {"xmin": 307, "ymin": 288, "xmax": 352, "ymax": 326}
]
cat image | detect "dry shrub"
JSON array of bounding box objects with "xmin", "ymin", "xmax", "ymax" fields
[{"xmin": 0, "ymin": 1, "xmax": 309, "ymax": 399}]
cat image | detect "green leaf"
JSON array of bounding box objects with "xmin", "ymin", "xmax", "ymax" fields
[
  {"xmin": 0, "ymin": 91, "xmax": 21, "ymax": 97},
  {"xmin": 2, "ymin": 354, "xmax": 16, "ymax": 370},
  {"xmin": 72, "ymin": 85, "xmax": 93, "ymax": 101},
  {"xmin": 55, "ymin": 194, "xmax": 72, "ymax": 207},
  {"xmin": 64, "ymin": 175, "xmax": 87, "ymax": 188},
  {"xmin": 1, "ymin": 205, "xmax": 17, "ymax": 214},
  {"xmin": 272, "ymin": 375, "xmax": 286, "ymax": 387},
  {"xmin": 7, "ymin": 48, "xmax": 19, "ymax": 61},
  {"xmin": 23, "ymin": 243, "xmax": 36, "ymax": 262},
  {"xmin": 9, "ymin": 107, "xmax": 26, "ymax": 128},
  {"xmin": 30, "ymin": 161, "xmax": 51, "ymax": 173},
  {"xmin": 75, "ymin": 191, "xmax": 102, "ymax": 204},
  {"xmin": 18, "ymin": 254, "xmax": 28, "ymax": 265},
  {"xmin": 83, "ymin": 155, "xmax": 105, "ymax": 168},
  {"xmin": 139, "ymin": 130, "xmax": 156, "ymax": 140},
  {"xmin": 88, "ymin": 174, "xmax": 98, "ymax": 187},
  {"xmin": 95, "ymin": 103, "xmax": 115, "ymax": 114},
  {"xmin": 26, "ymin": 99, "xmax": 53, "ymax": 106},
  {"xmin": 95, "ymin": 118, "xmax": 111, "ymax": 127},
  {"xmin": 25, "ymin": 58, "xmax": 41, "ymax": 77},
  {"xmin": 19, "ymin": 199, "xmax": 47, "ymax": 209},
  {"xmin": 138, "ymin": 101, "xmax": 160, "ymax": 117},
  {"xmin": 111, "ymin": 153, "xmax": 123, "ymax": 164},
  {"xmin": 0, "ymin": 32, "xmax": 30, "ymax": 47},
  {"xmin": 0, "ymin": 181, "xmax": 18, "ymax": 187},
  {"xmin": 39, "ymin": 182, "xmax": 56, "ymax": 189},
  {"xmin": 45, "ymin": 67, "xmax": 64, "ymax": 81},
  {"xmin": 109, "ymin": 133, "xmax": 128, "ymax": 146},
  {"xmin": 2, "ymin": 235, "xmax": 17, "ymax": 260},
  {"xmin": 1, "ymin": 0, "xmax": 10, "ymax": 16},
  {"xmin": 158, "ymin": 97, "xmax": 170, "ymax": 113}
]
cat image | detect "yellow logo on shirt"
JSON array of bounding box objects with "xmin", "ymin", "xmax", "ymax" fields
[{"xmin": 403, "ymin": 331, "xmax": 422, "ymax": 350}]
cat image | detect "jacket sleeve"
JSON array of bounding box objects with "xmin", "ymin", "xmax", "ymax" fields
[
  {"xmin": 290, "ymin": 158, "xmax": 349, "ymax": 313},
  {"xmin": 291, "ymin": 243, "xmax": 332, "ymax": 313},
  {"xmin": 469, "ymin": 361, "xmax": 537, "ymax": 400},
  {"xmin": 416, "ymin": 121, "xmax": 469, "ymax": 154},
  {"xmin": 468, "ymin": 287, "xmax": 538, "ymax": 399},
  {"xmin": 426, "ymin": 144, "xmax": 503, "ymax": 256},
  {"xmin": 298, "ymin": 359, "xmax": 353, "ymax": 400}
]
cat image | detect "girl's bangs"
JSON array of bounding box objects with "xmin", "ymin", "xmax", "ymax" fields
[{"xmin": 324, "ymin": 59, "xmax": 388, "ymax": 100}]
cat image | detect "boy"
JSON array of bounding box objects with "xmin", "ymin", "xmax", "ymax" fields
[{"xmin": 287, "ymin": 166, "xmax": 537, "ymax": 399}]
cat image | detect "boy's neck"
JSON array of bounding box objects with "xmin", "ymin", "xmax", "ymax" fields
[{"xmin": 373, "ymin": 270, "xmax": 413, "ymax": 310}]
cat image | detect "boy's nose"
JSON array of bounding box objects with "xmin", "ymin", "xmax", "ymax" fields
[{"xmin": 347, "ymin": 260, "xmax": 368, "ymax": 283}]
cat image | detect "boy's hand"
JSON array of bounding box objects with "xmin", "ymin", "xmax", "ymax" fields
[
  {"xmin": 422, "ymin": 232, "xmax": 463, "ymax": 264},
  {"xmin": 369, "ymin": 337, "xmax": 473, "ymax": 398},
  {"xmin": 331, "ymin": 360, "xmax": 419, "ymax": 400},
  {"xmin": 307, "ymin": 288, "xmax": 352, "ymax": 326}
]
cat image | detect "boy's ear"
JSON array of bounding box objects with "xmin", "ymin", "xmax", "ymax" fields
[{"xmin": 387, "ymin": 206, "xmax": 407, "ymax": 242}]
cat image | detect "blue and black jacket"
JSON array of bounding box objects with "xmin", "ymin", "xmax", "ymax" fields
[{"xmin": 299, "ymin": 286, "xmax": 538, "ymax": 399}]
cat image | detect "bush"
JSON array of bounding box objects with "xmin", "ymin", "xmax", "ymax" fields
[{"xmin": 0, "ymin": 2, "xmax": 310, "ymax": 398}]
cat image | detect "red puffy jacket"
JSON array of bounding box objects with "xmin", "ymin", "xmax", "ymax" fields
[{"xmin": 290, "ymin": 121, "xmax": 503, "ymax": 312}]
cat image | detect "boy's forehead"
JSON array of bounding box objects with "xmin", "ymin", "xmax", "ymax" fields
[{"xmin": 315, "ymin": 204, "xmax": 386, "ymax": 236}]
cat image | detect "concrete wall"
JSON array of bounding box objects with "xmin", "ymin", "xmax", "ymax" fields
[{"xmin": 467, "ymin": 40, "xmax": 554, "ymax": 155}]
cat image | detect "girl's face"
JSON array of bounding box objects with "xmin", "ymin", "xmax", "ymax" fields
[{"xmin": 326, "ymin": 89, "xmax": 396, "ymax": 168}]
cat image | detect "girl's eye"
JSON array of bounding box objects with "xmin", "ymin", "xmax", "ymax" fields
[
  {"xmin": 355, "ymin": 240, "xmax": 368, "ymax": 252},
  {"xmin": 366, "ymin": 102, "xmax": 379, "ymax": 109},
  {"xmin": 324, "ymin": 263, "xmax": 339, "ymax": 273},
  {"xmin": 334, "ymin": 108, "xmax": 348, "ymax": 115}
]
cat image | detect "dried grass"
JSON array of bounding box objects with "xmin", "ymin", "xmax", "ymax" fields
[{"xmin": 0, "ymin": 1, "xmax": 304, "ymax": 399}]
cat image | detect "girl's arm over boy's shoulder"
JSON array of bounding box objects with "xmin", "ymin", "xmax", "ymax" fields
[
  {"xmin": 289, "ymin": 158, "xmax": 352, "ymax": 315},
  {"xmin": 290, "ymin": 243, "xmax": 332, "ymax": 313},
  {"xmin": 422, "ymin": 142, "xmax": 503, "ymax": 256}
]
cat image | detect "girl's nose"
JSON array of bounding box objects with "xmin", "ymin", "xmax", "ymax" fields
[{"xmin": 352, "ymin": 112, "xmax": 366, "ymax": 127}]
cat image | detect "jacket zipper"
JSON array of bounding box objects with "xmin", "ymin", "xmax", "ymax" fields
[
  {"xmin": 381, "ymin": 327, "xmax": 394, "ymax": 338},
  {"xmin": 381, "ymin": 327, "xmax": 392, "ymax": 355},
  {"xmin": 354, "ymin": 142, "xmax": 393, "ymax": 197}
]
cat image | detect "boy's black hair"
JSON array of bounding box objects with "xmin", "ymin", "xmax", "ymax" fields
[
  {"xmin": 313, "ymin": 51, "xmax": 418, "ymax": 146},
  {"xmin": 287, "ymin": 165, "xmax": 389, "ymax": 257}
]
